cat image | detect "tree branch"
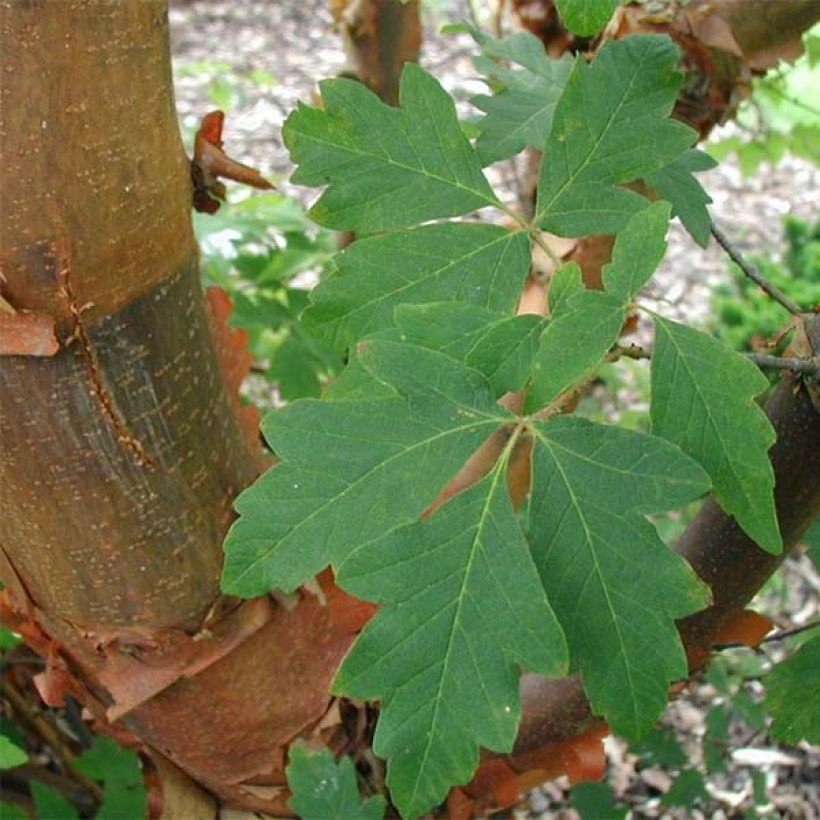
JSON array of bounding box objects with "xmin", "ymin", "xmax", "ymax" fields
[{"xmin": 710, "ymin": 223, "xmax": 803, "ymax": 316}]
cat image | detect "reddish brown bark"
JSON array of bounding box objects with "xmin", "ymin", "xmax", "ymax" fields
[{"xmin": 1, "ymin": 1, "xmax": 818, "ymax": 817}]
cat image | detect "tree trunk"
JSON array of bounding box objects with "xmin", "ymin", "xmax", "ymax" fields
[{"xmin": 0, "ymin": 1, "xmax": 817, "ymax": 816}]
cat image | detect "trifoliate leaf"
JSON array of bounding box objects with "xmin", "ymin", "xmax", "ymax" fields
[
  {"xmin": 284, "ymin": 64, "xmax": 497, "ymax": 232},
  {"xmin": 222, "ymin": 342, "xmax": 508, "ymax": 596},
  {"xmin": 458, "ymin": 23, "xmax": 573, "ymax": 164},
  {"xmin": 645, "ymin": 150, "xmax": 717, "ymax": 248},
  {"xmin": 602, "ymin": 201, "xmax": 671, "ymax": 302},
  {"xmin": 335, "ymin": 460, "xmax": 567, "ymax": 819},
  {"xmin": 651, "ymin": 316, "xmax": 782, "ymax": 554},
  {"xmin": 536, "ymin": 35, "xmax": 696, "ymax": 237},
  {"xmin": 527, "ymin": 417, "xmax": 711, "ymax": 739},
  {"xmin": 0, "ymin": 735, "xmax": 26, "ymax": 769},
  {"xmin": 74, "ymin": 738, "xmax": 146, "ymax": 820},
  {"xmin": 286, "ymin": 743, "xmax": 385, "ymax": 820},
  {"xmin": 526, "ymin": 290, "xmax": 624, "ymax": 411},
  {"xmin": 555, "ymin": 0, "xmax": 620, "ymax": 37},
  {"xmin": 765, "ymin": 633, "xmax": 820, "ymax": 744},
  {"xmin": 302, "ymin": 224, "xmax": 529, "ymax": 349}
]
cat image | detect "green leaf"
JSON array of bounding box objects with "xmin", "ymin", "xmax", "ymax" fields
[
  {"xmin": 536, "ymin": 35, "xmax": 696, "ymax": 236},
  {"xmin": 645, "ymin": 149, "xmax": 716, "ymax": 247},
  {"xmin": 632, "ymin": 725, "xmax": 687, "ymax": 768},
  {"xmin": 303, "ymin": 224, "xmax": 529, "ymax": 349},
  {"xmin": 222, "ymin": 342, "xmax": 508, "ymax": 596},
  {"xmin": 284, "ymin": 64, "xmax": 497, "ymax": 232},
  {"xmin": 391, "ymin": 305, "xmax": 545, "ymax": 395},
  {"xmin": 334, "ymin": 459, "xmax": 567, "ymax": 818},
  {"xmin": 0, "ymin": 735, "xmax": 26, "ymax": 769},
  {"xmin": 527, "ymin": 417, "xmax": 711, "ymax": 739},
  {"xmin": 650, "ymin": 316, "xmax": 782, "ymax": 554},
  {"xmin": 74, "ymin": 738, "xmax": 146, "ymax": 820},
  {"xmin": 765, "ymin": 633, "xmax": 820, "ymax": 744},
  {"xmin": 602, "ymin": 201, "xmax": 671, "ymax": 302},
  {"xmin": 571, "ymin": 781, "xmax": 628, "ymax": 820},
  {"xmin": 803, "ymin": 518, "xmax": 820, "ymax": 570},
  {"xmin": 31, "ymin": 783, "xmax": 80, "ymax": 820},
  {"xmin": 704, "ymin": 705, "xmax": 729, "ymax": 773},
  {"xmin": 526, "ymin": 290, "xmax": 625, "ymax": 411},
  {"xmin": 661, "ymin": 768, "xmax": 709, "ymax": 808},
  {"xmin": 548, "ymin": 261, "xmax": 584, "ymax": 314},
  {"xmin": 459, "ymin": 24, "xmax": 573, "ymax": 164},
  {"xmin": 555, "ymin": 0, "xmax": 620, "ymax": 37},
  {"xmin": 0, "ymin": 804, "xmax": 28, "ymax": 820},
  {"xmin": 286, "ymin": 743, "xmax": 385, "ymax": 820}
]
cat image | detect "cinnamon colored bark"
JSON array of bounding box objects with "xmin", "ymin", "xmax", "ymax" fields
[
  {"xmin": 333, "ymin": 0, "xmax": 422, "ymax": 105},
  {"xmin": 0, "ymin": 4, "xmax": 358, "ymax": 814}
]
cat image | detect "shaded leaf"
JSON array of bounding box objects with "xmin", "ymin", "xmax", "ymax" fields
[
  {"xmin": 303, "ymin": 224, "xmax": 529, "ymax": 349},
  {"xmin": 335, "ymin": 460, "xmax": 567, "ymax": 818},
  {"xmin": 645, "ymin": 150, "xmax": 716, "ymax": 247},
  {"xmin": 632, "ymin": 725, "xmax": 687, "ymax": 768},
  {"xmin": 651, "ymin": 317, "xmax": 781, "ymax": 554},
  {"xmin": 536, "ymin": 35, "xmax": 695, "ymax": 236},
  {"xmin": 527, "ymin": 417, "xmax": 711, "ymax": 739},
  {"xmin": 31, "ymin": 783, "xmax": 80, "ymax": 820},
  {"xmin": 548, "ymin": 261, "xmax": 584, "ymax": 315},
  {"xmin": 765, "ymin": 633, "xmax": 820, "ymax": 744},
  {"xmin": 284, "ymin": 64, "xmax": 497, "ymax": 231},
  {"xmin": 286, "ymin": 742, "xmax": 385, "ymax": 820}
]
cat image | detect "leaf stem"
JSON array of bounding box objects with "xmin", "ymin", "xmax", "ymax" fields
[
  {"xmin": 710, "ymin": 222, "xmax": 803, "ymax": 316},
  {"xmin": 497, "ymin": 201, "xmax": 563, "ymax": 269}
]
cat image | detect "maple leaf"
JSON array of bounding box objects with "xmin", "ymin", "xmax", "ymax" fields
[
  {"xmin": 645, "ymin": 150, "xmax": 717, "ymax": 248},
  {"xmin": 526, "ymin": 417, "xmax": 711, "ymax": 739},
  {"xmin": 457, "ymin": 23, "xmax": 573, "ymax": 165},
  {"xmin": 651, "ymin": 317, "xmax": 782, "ymax": 554},
  {"xmin": 284, "ymin": 64, "xmax": 498, "ymax": 232},
  {"xmin": 287, "ymin": 743, "xmax": 386, "ymax": 820},
  {"xmin": 302, "ymin": 224, "xmax": 530, "ymax": 350},
  {"xmin": 221, "ymin": 341, "xmax": 508, "ymax": 596},
  {"xmin": 535, "ymin": 35, "xmax": 696, "ymax": 237},
  {"xmin": 334, "ymin": 459, "xmax": 567, "ymax": 818}
]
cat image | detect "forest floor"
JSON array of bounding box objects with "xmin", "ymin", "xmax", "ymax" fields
[{"xmin": 168, "ymin": 2, "xmax": 820, "ymax": 818}]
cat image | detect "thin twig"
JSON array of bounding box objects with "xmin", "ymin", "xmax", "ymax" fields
[
  {"xmin": 710, "ymin": 223, "xmax": 803, "ymax": 316},
  {"xmin": 746, "ymin": 353, "xmax": 820, "ymax": 379}
]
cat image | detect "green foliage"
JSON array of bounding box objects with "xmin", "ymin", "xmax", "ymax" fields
[
  {"xmin": 220, "ymin": 30, "xmax": 788, "ymax": 818},
  {"xmin": 709, "ymin": 24, "xmax": 820, "ymax": 175},
  {"xmin": 195, "ymin": 191, "xmax": 341, "ymax": 399},
  {"xmin": 765, "ymin": 633, "xmax": 820, "ymax": 744},
  {"xmin": 74, "ymin": 738, "xmax": 146, "ymax": 820},
  {"xmin": 555, "ymin": 0, "xmax": 620, "ymax": 37},
  {"xmin": 335, "ymin": 457, "xmax": 567, "ymax": 815},
  {"xmin": 454, "ymin": 23, "xmax": 573, "ymax": 165},
  {"xmin": 711, "ymin": 216, "xmax": 820, "ymax": 355},
  {"xmin": 0, "ymin": 734, "xmax": 27, "ymax": 769},
  {"xmin": 535, "ymin": 35, "xmax": 696, "ymax": 236},
  {"xmin": 571, "ymin": 781, "xmax": 628, "ymax": 819},
  {"xmin": 31, "ymin": 782, "xmax": 80, "ymax": 820},
  {"xmin": 286, "ymin": 743, "xmax": 385, "ymax": 820},
  {"xmin": 651, "ymin": 317, "xmax": 781, "ymax": 554},
  {"xmin": 661, "ymin": 768, "xmax": 709, "ymax": 808}
]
